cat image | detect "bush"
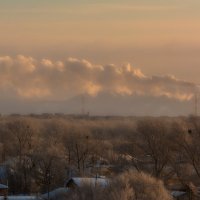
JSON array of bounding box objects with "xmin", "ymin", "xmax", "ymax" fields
[{"xmin": 108, "ymin": 170, "xmax": 172, "ymax": 200}]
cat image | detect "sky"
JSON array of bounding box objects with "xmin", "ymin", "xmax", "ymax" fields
[{"xmin": 0, "ymin": 0, "xmax": 199, "ymax": 115}]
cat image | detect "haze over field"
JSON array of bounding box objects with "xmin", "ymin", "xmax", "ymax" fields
[{"xmin": 0, "ymin": 0, "xmax": 199, "ymax": 115}]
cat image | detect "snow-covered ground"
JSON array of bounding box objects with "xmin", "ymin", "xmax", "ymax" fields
[
  {"xmin": 0, "ymin": 196, "xmax": 39, "ymax": 200},
  {"xmin": 0, "ymin": 188, "xmax": 69, "ymax": 200}
]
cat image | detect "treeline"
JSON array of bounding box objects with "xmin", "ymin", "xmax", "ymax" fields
[{"xmin": 0, "ymin": 115, "xmax": 199, "ymax": 198}]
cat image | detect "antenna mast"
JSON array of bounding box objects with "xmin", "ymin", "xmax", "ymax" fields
[
  {"xmin": 195, "ymin": 93, "xmax": 198, "ymax": 116},
  {"xmin": 81, "ymin": 94, "xmax": 85, "ymax": 115}
]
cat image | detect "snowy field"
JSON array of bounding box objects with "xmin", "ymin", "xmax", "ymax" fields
[{"xmin": 0, "ymin": 196, "xmax": 39, "ymax": 200}]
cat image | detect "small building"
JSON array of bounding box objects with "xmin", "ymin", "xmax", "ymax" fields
[
  {"xmin": 171, "ymin": 191, "xmax": 187, "ymax": 200},
  {"xmin": 0, "ymin": 184, "xmax": 8, "ymax": 199},
  {"xmin": 65, "ymin": 177, "xmax": 109, "ymax": 189},
  {"xmin": 171, "ymin": 182, "xmax": 200, "ymax": 200},
  {"xmin": 41, "ymin": 187, "xmax": 69, "ymax": 200}
]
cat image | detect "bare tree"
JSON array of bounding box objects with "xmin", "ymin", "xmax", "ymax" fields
[
  {"xmin": 7, "ymin": 119, "xmax": 35, "ymax": 193},
  {"xmin": 137, "ymin": 119, "xmax": 172, "ymax": 178},
  {"xmin": 32, "ymin": 136, "xmax": 65, "ymax": 195}
]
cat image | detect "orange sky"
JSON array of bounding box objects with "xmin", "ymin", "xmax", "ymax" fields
[
  {"xmin": 0, "ymin": 0, "xmax": 200, "ymax": 82},
  {"xmin": 0, "ymin": 0, "xmax": 200, "ymax": 115}
]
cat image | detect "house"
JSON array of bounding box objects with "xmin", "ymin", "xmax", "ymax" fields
[
  {"xmin": 65, "ymin": 177, "xmax": 109, "ymax": 189},
  {"xmin": 0, "ymin": 184, "xmax": 8, "ymax": 199}
]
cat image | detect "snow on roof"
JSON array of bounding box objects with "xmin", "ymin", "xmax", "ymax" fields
[
  {"xmin": 171, "ymin": 191, "xmax": 186, "ymax": 197},
  {"xmin": 0, "ymin": 184, "xmax": 8, "ymax": 189},
  {"xmin": 68, "ymin": 177, "xmax": 109, "ymax": 188},
  {"xmin": 41, "ymin": 187, "xmax": 69, "ymax": 200}
]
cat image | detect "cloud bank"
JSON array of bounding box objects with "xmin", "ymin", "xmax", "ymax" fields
[{"xmin": 0, "ymin": 55, "xmax": 197, "ymax": 104}]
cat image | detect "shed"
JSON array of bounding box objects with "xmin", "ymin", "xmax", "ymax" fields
[
  {"xmin": 41, "ymin": 187, "xmax": 69, "ymax": 200},
  {"xmin": 171, "ymin": 191, "xmax": 187, "ymax": 200},
  {"xmin": 0, "ymin": 184, "xmax": 8, "ymax": 199}
]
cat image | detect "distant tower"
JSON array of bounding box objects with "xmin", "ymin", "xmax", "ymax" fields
[
  {"xmin": 81, "ymin": 94, "xmax": 85, "ymax": 115},
  {"xmin": 195, "ymin": 93, "xmax": 198, "ymax": 116}
]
